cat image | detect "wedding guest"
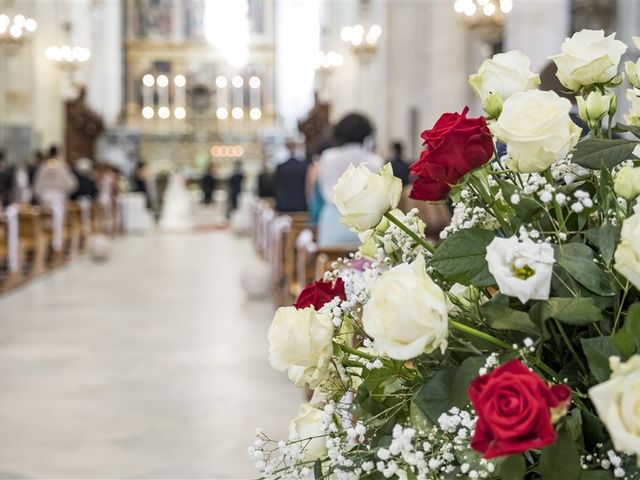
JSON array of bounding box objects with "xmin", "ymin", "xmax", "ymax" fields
[
  {"xmin": 71, "ymin": 157, "xmax": 98, "ymax": 200},
  {"xmin": 201, "ymin": 163, "xmax": 217, "ymax": 205},
  {"xmin": 33, "ymin": 146, "xmax": 77, "ymax": 208},
  {"xmin": 274, "ymin": 138, "xmax": 308, "ymax": 212},
  {"xmin": 256, "ymin": 158, "xmax": 275, "ymax": 198},
  {"xmin": 315, "ymin": 113, "xmax": 383, "ymax": 246},
  {"xmin": 0, "ymin": 150, "xmax": 15, "ymax": 207},
  {"xmin": 388, "ymin": 141, "xmax": 411, "ymax": 187},
  {"xmin": 305, "ymin": 139, "xmax": 333, "ymax": 226},
  {"xmin": 228, "ymin": 160, "xmax": 244, "ymax": 215},
  {"xmin": 28, "ymin": 150, "xmax": 44, "ymax": 187},
  {"xmin": 132, "ymin": 162, "xmax": 152, "ymax": 208}
]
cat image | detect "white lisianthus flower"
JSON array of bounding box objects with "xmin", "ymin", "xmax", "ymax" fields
[
  {"xmin": 333, "ymin": 163, "xmax": 402, "ymax": 232},
  {"xmin": 468, "ymin": 50, "xmax": 540, "ymax": 118},
  {"xmin": 614, "ymin": 166, "xmax": 640, "ymax": 200},
  {"xmin": 288, "ymin": 403, "xmax": 328, "ymax": 462},
  {"xmin": 576, "ymin": 91, "xmax": 616, "ymax": 129},
  {"xmin": 550, "ymin": 29, "xmax": 627, "ymax": 91},
  {"xmin": 363, "ymin": 254, "xmax": 448, "ymax": 360},
  {"xmin": 485, "ymin": 236, "xmax": 555, "ymax": 304},
  {"xmin": 589, "ymin": 355, "xmax": 640, "ymax": 456},
  {"xmin": 614, "ymin": 213, "xmax": 640, "ymax": 290},
  {"xmin": 490, "ymin": 90, "xmax": 581, "ymax": 173},
  {"xmin": 625, "ymin": 88, "xmax": 640, "ymax": 127},
  {"xmin": 268, "ymin": 306, "xmax": 334, "ymax": 388}
]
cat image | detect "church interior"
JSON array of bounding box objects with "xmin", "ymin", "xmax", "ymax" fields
[{"xmin": 0, "ymin": 0, "xmax": 636, "ymax": 478}]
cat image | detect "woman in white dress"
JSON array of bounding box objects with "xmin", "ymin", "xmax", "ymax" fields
[{"xmin": 316, "ymin": 113, "xmax": 383, "ymax": 246}]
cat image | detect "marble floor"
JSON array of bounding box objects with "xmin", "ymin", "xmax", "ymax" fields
[{"xmin": 0, "ymin": 231, "xmax": 301, "ymax": 479}]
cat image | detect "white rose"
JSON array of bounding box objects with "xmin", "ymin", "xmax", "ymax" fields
[
  {"xmin": 289, "ymin": 403, "xmax": 327, "ymax": 462},
  {"xmin": 490, "ymin": 90, "xmax": 581, "ymax": 173},
  {"xmin": 626, "ymin": 58, "xmax": 640, "ymax": 89},
  {"xmin": 614, "ymin": 166, "xmax": 640, "ymax": 200},
  {"xmin": 551, "ymin": 29, "xmax": 627, "ymax": 91},
  {"xmin": 589, "ymin": 355, "xmax": 640, "ymax": 456},
  {"xmin": 469, "ymin": 50, "xmax": 540, "ymax": 118},
  {"xmin": 576, "ymin": 91, "xmax": 616, "ymax": 130},
  {"xmin": 625, "ymin": 88, "xmax": 640, "ymax": 127},
  {"xmin": 485, "ymin": 236, "xmax": 555, "ymax": 304},
  {"xmin": 363, "ymin": 254, "xmax": 448, "ymax": 360},
  {"xmin": 268, "ymin": 306, "xmax": 334, "ymax": 388},
  {"xmin": 333, "ymin": 163, "xmax": 402, "ymax": 232},
  {"xmin": 614, "ymin": 212, "xmax": 640, "ymax": 290}
]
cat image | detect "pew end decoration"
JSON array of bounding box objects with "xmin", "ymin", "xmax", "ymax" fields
[{"xmin": 251, "ymin": 30, "xmax": 640, "ymax": 479}]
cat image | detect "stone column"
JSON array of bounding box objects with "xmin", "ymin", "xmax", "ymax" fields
[{"xmin": 504, "ymin": 0, "xmax": 571, "ymax": 73}]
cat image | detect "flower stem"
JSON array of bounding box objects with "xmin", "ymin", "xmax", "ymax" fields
[
  {"xmin": 338, "ymin": 343, "xmax": 376, "ymax": 361},
  {"xmin": 449, "ymin": 320, "xmax": 511, "ymax": 350},
  {"xmin": 384, "ymin": 212, "xmax": 435, "ymax": 254}
]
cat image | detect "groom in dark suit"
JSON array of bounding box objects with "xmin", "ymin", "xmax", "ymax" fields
[{"xmin": 274, "ymin": 139, "xmax": 308, "ymax": 213}]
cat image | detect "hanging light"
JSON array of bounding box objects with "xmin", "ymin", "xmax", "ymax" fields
[
  {"xmin": 0, "ymin": 12, "xmax": 37, "ymax": 44},
  {"xmin": 45, "ymin": 22, "xmax": 91, "ymax": 67}
]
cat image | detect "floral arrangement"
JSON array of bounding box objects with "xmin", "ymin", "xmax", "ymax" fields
[{"xmin": 250, "ymin": 30, "xmax": 640, "ymax": 480}]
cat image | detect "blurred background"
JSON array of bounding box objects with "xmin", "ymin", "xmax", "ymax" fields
[{"xmin": 0, "ymin": 0, "xmax": 635, "ymax": 479}]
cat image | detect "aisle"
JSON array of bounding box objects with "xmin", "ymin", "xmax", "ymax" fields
[{"xmin": 0, "ymin": 231, "xmax": 300, "ymax": 479}]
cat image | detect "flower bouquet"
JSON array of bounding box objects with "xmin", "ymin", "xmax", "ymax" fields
[{"xmin": 251, "ymin": 30, "xmax": 640, "ymax": 480}]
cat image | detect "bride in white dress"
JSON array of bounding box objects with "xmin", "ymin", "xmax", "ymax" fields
[{"xmin": 159, "ymin": 172, "xmax": 196, "ymax": 231}]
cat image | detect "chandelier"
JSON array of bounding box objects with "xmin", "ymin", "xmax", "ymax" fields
[
  {"xmin": 314, "ymin": 50, "xmax": 344, "ymax": 73},
  {"xmin": 454, "ymin": 0, "xmax": 512, "ymax": 24},
  {"xmin": 0, "ymin": 13, "xmax": 37, "ymax": 44},
  {"xmin": 45, "ymin": 23, "xmax": 90, "ymax": 66},
  {"xmin": 454, "ymin": 0, "xmax": 512, "ymax": 45},
  {"xmin": 340, "ymin": 24, "xmax": 382, "ymax": 60}
]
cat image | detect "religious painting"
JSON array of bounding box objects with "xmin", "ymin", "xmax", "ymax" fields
[
  {"xmin": 127, "ymin": 0, "xmax": 173, "ymax": 40},
  {"xmin": 184, "ymin": 0, "xmax": 206, "ymax": 41}
]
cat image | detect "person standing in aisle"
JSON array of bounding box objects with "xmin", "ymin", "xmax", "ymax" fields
[{"xmin": 228, "ymin": 160, "xmax": 244, "ymax": 217}]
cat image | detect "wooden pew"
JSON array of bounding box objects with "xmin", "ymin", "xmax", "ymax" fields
[
  {"xmin": 294, "ymin": 228, "xmax": 357, "ymax": 299},
  {"xmin": 0, "ymin": 207, "xmax": 23, "ymax": 291},
  {"xmin": 18, "ymin": 206, "xmax": 47, "ymax": 277}
]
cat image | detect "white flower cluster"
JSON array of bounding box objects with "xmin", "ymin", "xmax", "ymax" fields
[
  {"xmin": 580, "ymin": 447, "xmax": 639, "ymax": 479},
  {"xmin": 550, "ymin": 157, "xmax": 590, "ymax": 185},
  {"xmin": 571, "ymin": 189, "xmax": 595, "ymax": 213},
  {"xmin": 440, "ymin": 190, "xmax": 498, "ymax": 240}
]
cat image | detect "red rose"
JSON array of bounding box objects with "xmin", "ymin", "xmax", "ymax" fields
[
  {"xmin": 410, "ymin": 107, "xmax": 494, "ymax": 201},
  {"xmin": 295, "ymin": 278, "xmax": 346, "ymax": 310},
  {"xmin": 468, "ymin": 359, "xmax": 572, "ymax": 458}
]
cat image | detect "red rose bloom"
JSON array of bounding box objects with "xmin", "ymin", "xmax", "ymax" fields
[
  {"xmin": 295, "ymin": 278, "xmax": 347, "ymax": 310},
  {"xmin": 410, "ymin": 107, "xmax": 494, "ymax": 201},
  {"xmin": 468, "ymin": 359, "xmax": 571, "ymax": 458}
]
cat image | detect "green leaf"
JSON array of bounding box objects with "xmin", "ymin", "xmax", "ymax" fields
[
  {"xmin": 565, "ymin": 408, "xmax": 584, "ymax": 444},
  {"xmin": 450, "ymin": 356, "xmax": 487, "ymax": 408},
  {"xmin": 314, "ymin": 459, "xmax": 322, "ymax": 479},
  {"xmin": 581, "ymin": 409, "xmax": 609, "ymax": 445},
  {"xmin": 583, "ymin": 224, "xmax": 620, "ymax": 268},
  {"xmin": 613, "ymin": 302, "xmax": 640, "ymax": 357},
  {"xmin": 544, "ymin": 297, "xmax": 603, "ymax": 325},
  {"xmin": 481, "ymin": 294, "xmax": 539, "ymax": 335},
  {"xmin": 498, "ymin": 454, "xmax": 526, "ymax": 480},
  {"xmin": 581, "ymin": 471, "xmax": 615, "ymax": 480},
  {"xmin": 498, "ymin": 179, "xmax": 543, "ymax": 224},
  {"xmin": 581, "ymin": 336, "xmax": 622, "ymax": 382},
  {"xmin": 539, "ymin": 428, "xmax": 581, "ymax": 480},
  {"xmin": 615, "ymin": 122, "xmax": 640, "ymax": 141},
  {"xmin": 431, "ymin": 228, "xmax": 496, "ymax": 286},
  {"xmin": 414, "ymin": 368, "xmax": 455, "ymax": 424},
  {"xmin": 556, "ymin": 244, "xmax": 615, "ymax": 296},
  {"xmin": 571, "ymin": 138, "xmax": 637, "ymax": 169}
]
